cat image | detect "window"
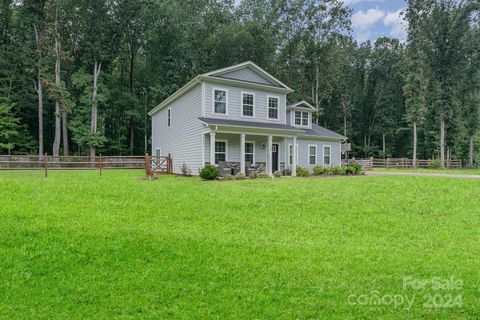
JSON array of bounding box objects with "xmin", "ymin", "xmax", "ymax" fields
[
  {"xmin": 167, "ymin": 108, "xmax": 171, "ymax": 127},
  {"xmin": 155, "ymin": 148, "xmax": 161, "ymax": 158},
  {"xmin": 214, "ymin": 89, "xmax": 227, "ymax": 114},
  {"xmin": 268, "ymin": 96, "xmax": 279, "ymax": 119},
  {"xmin": 294, "ymin": 111, "xmax": 309, "ymax": 126},
  {"xmin": 324, "ymin": 146, "xmax": 331, "ymax": 166},
  {"xmin": 245, "ymin": 142, "xmax": 254, "ymax": 164},
  {"xmin": 288, "ymin": 144, "xmax": 293, "ymax": 165},
  {"xmin": 309, "ymin": 145, "xmax": 317, "ymax": 165},
  {"xmin": 242, "ymin": 93, "xmax": 254, "ymax": 117},
  {"xmin": 215, "ymin": 141, "xmax": 227, "ymax": 163}
]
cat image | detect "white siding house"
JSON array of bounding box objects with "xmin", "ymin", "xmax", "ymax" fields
[{"xmin": 149, "ymin": 61, "xmax": 345, "ymax": 175}]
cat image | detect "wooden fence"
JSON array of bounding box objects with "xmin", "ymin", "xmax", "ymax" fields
[
  {"xmin": 348, "ymin": 157, "xmax": 462, "ymax": 170},
  {"xmin": 0, "ymin": 154, "xmax": 173, "ymax": 177}
]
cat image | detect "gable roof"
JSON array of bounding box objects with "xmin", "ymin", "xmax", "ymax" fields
[
  {"xmin": 301, "ymin": 124, "xmax": 346, "ymax": 140},
  {"xmin": 203, "ymin": 61, "xmax": 293, "ymax": 92},
  {"xmin": 148, "ymin": 61, "xmax": 293, "ymax": 116},
  {"xmin": 287, "ymin": 101, "xmax": 316, "ymax": 111}
]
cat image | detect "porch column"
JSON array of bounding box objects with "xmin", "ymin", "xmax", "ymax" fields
[
  {"xmin": 210, "ymin": 131, "xmax": 216, "ymax": 165},
  {"xmin": 267, "ymin": 135, "xmax": 273, "ymax": 176},
  {"xmin": 292, "ymin": 137, "xmax": 297, "ymax": 177},
  {"xmin": 240, "ymin": 133, "xmax": 246, "ymax": 174}
]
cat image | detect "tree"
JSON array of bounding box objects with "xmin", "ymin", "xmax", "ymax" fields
[{"xmin": 0, "ymin": 99, "xmax": 20, "ymax": 154}]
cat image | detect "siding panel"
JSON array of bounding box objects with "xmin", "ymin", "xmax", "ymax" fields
[
  {"xmin": 215, "ymin": 67, "xmax": 275, "ymax": 86},
  {"xmin": 204, "ymin": 82, "xmax": 286, "ymax": 124},
  {"xmin": 151, "ymin": 85, "xmax": 203, "ymax": 174}
]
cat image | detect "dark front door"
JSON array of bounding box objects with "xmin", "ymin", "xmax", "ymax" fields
[{"xmin": 272, "ymin": 144, "xmax": 279, "ymax": 172}]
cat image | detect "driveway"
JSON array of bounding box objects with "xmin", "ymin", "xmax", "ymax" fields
[{"xmin": 366, "ymin": 171, "xmax": 480, "ymax": 179}]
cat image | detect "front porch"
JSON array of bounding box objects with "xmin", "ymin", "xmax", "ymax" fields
[{"xmin": 203, "ymin": 130, "xmax": 298, "ymax": 177}]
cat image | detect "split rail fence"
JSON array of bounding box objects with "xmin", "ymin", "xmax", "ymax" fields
[
  {"xmin": 349, "ymin": 158, "xmax": 462, "ymax": 170},
  {"xmin": 0, "ymin": 154, "xmax": 173, "ymax": 177}
]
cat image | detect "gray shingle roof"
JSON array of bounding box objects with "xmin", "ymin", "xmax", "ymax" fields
[
  {"xmin": 199, "ymin": 117, "xmax": 346, "ymax": 139},
  {"xmin": 301, "ymin": 125, "xmax": 346, "ymax": 139},
  {"xmin": 198, "ymin": 117, "xmax": 302, "ymax": 132}
]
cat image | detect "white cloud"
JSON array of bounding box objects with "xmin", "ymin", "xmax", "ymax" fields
[
  {"xmin": 383, "ymin": 9, "xmax": 408, "ymax": 40},
  {"xmin": 352, "ymin": 8, "xmax": 385, "ymax": 31},
  {"xmin": 342, "ymin": 0, "xmax": 385, "ymax": 6}
]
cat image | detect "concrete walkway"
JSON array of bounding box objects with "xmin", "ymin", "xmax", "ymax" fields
[{"xmin": 366, "ymin": 171, "xmax": 480, "ymax": 179}]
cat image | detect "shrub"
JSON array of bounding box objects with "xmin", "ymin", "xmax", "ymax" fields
[
  {"xmin": 313, "ymin": 165, "xmax": 327, "ymax": 176},
  {"xmin": 249, "ymin": 171, "xmax": 258, "ymax": 179},
  {"xmin": 296, "ymin": 167, "xmax": 311, "ymax": 177},
  {"xmin": 179, "ymin": 162, "xmax": 191, "ymax": 176},
  {"xmin": 257, "ymin": 172, "xmax": 271, "ymax": 178},
  {"xmin": 199, "ymin": 164, "xmax": 219, "ymax": 180},
  {"xmin": 273, "ymin": 171, "xmax": 282, "ymax": 178},
  {"xmin": 330, "ymin": 166, "xmax": 346, "ymax": 175},
  {"xmin": 429, "ymin": 159, "xmax": 442, "ymax": 169},
  {"xmin": 235, "ymin": 172, "xmax": 246, "ymax": 180},
  {"xmin": 222, "ymin": 174, "xmax": 234, "ymax": 180}
]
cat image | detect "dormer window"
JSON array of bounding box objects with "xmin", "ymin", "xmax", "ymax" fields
[{"xmin": 295, "ymin": 111, "xmax": 309, "ymax": 126}]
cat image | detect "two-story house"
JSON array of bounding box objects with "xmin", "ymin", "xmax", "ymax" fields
[{"xmin": 148, "ymin": 61, "xmax": 345, "ymax": 176}]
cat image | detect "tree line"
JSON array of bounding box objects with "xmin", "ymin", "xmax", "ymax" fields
[{"xmin": 0, "ymin": 0, "xmax": 478, "ymax": 166}]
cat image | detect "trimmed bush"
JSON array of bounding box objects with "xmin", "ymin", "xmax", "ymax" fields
[
  {"xmin": 235, "ymin": 172, "xmax": 246, "ymax": 180},
  {"xmin": 273, "ymin": 171, "xmax": 282, "ymax": 178},
  {"xmin": 199, "ymin": 164, "xmax": 219, "ymax": 180},
  {"xmin": 330, "ymin": 166, "xmax": 346, "ymax": 175},
  {"xmin": 257, "ymin": 172, "xmax": 271, "ymax": 179},
  {"xmin": 296, "ymin": 167, "xmax": 311, "ymax": 177},
  {"xmin": 313, "ymin": 165, "xmax": 328, "ymax": 176},
  {"xmin": 429, "ymin": 159, "xmax": 442, "ymax": 169},
  {"xmin": 222, "ymin": 174, "xmax": 234, "ymax": 180}
]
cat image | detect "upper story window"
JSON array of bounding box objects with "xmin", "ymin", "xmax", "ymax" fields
[
  {"xmin": 214, "ymin": 89, "xmax": 227, "ymax": 114},
  {"xmin": 167, "ymin": 108, "xmax": 171, "ymax": 127},
  {"xmin": 294, "ymin": 111, "xmax": 309, "ymax": 126},
  {"xmin": 242, "ymin": 93, "xmax": 254, "ymax": 117},
  {"xmin": 268, "ymin": 96, "xmax": 279, "ymax": 119}
]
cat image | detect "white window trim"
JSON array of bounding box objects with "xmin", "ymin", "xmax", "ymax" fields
[
  {"xmin": 267, "ymin": 95, "xmax": 280, "ymax": 120},
  {"xmin": 308, "ymin": 144, "xmax": 317, "ymax": 165},
  {"xmin": 212, "ymin": 87, "xmax": 228, "ymax": 115},
  {"xmin": 167, "ymin": 107, "xmax": 171, "ymax": 127},
  {"xmin": 245, "ymin": 140, "xmax": 255, "ymax": 165},
  {"xmin": 215, "ymin": 139, "xmax": 229, "ymax": 163},
  {"xmin": 241, "ymin": 91, "xmax": 255, "ymax": 118},
  {"xmin": 323, "ymin": 145, "xmax": 332, "ymax": 166},
  {"xmin": 292, "ymin": 110, "xmax": 310, "ymax": 128}
]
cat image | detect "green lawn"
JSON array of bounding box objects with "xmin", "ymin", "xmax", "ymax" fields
[
  {"xmin": 372, "ymin": 167, "xmax": 480, "ymax": 175},
  {"xmin": 0, "ymin": 170, "xmax": 479, "ymax": 319}
]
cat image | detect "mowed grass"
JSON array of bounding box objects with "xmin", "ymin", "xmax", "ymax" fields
[
  {"xmin": 372, "ymin": 167, "xmax": 480, "ymax": 175},
  {"xmin": 0, "ymin": 170, "xmax": 479, "ymax": 319}
]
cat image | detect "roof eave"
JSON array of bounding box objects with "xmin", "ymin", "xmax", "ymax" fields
[{"xmin": 199, "ymin": 75, "xmax": 293, "ymax": 94}]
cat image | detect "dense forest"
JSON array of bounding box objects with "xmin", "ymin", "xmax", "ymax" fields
[{"xmin": 0, "ymin": 0, "xmax": 479, "ymax": 165}]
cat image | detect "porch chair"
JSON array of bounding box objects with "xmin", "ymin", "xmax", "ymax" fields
[{"xmin": 218, "ymin": 161, "xmax": 232, "ymax": 177}]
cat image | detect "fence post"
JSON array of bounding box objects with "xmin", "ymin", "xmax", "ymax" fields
[
  {"xmin": 167, "ymin": 153, "xmax": 172, "ymax": 174},
  {"xmin": 145, "ymin": 153, "xmax": 151, "ymax": 177},
  {"xmin": 99, "ymin": 154, "xmax": 103, "ymax": 176},
  {"xmin": 43, "ymin": 153, "xmax": 48, "ymax": 178},
  {"xmin": 386, "ymin": 158, "xmax": 390, "ymax": 168}
]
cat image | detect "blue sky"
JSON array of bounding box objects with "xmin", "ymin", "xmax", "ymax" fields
[{"xmin": 344, "ymin": 0, "xmax": 408, "ymax": 42}]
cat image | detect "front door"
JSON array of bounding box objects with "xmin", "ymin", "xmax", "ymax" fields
[{"xmin": 272, "ymin": 144, "xmax": 279, "ymax": 172}]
